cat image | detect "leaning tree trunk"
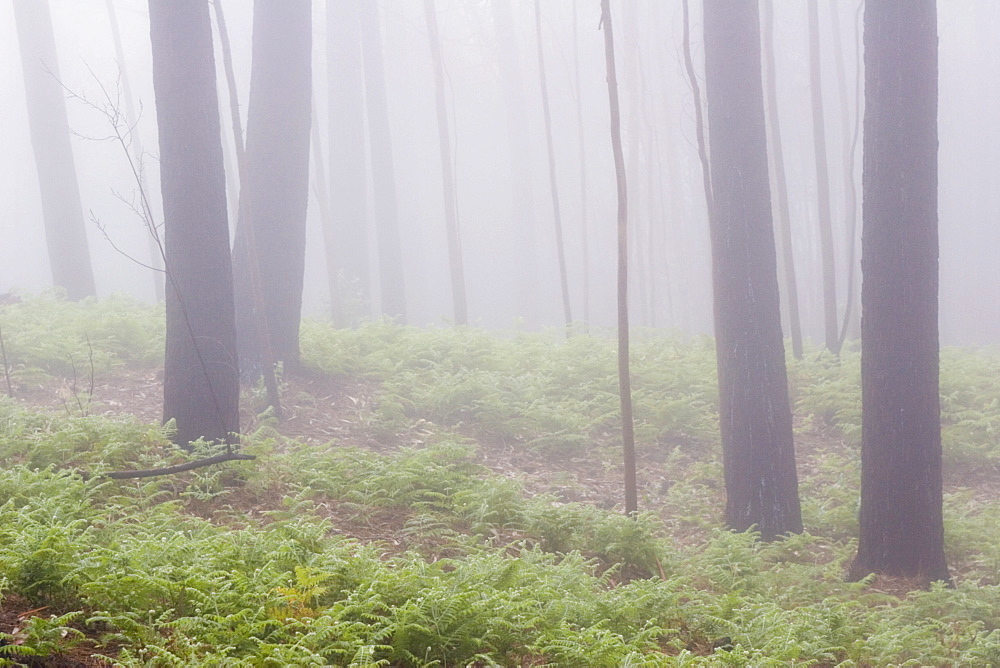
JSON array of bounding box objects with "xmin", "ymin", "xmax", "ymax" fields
[
  {"xmin": 359, "ymin": 0, "xmax": 407, "ymax": 322},
  {"xmin": 423, "ymin": 0, "xmax": 468, "ymax": 326},
  {"xmin": 571, "ymin": 2, "xmax": 591, "ymax": 330},
  {"xmin": 761, "ymin": 0, "xmax": 803, "ymax": 360},
  {"xmin": 533, "ymin": 0, "xmax": 572, "ymax": 333},
  {"xmin": 231, "ymin": 0, "xmax": 312, "ymax": 370},
  {"xmin": 703, "ymin": 0, "xmax": 802, "ymax": 541},
  {"xmin": 601, "ymin": 0, "xmax": 637, "ymax": 516},
  {"xmin": 149, "ymin": 0, "xmax": 239, "ymax": 447},
  {"xmin": 12, "ymin": 0, "xmax": 96, "ymax": 300},
  {"xmin": 849, "ymin": 0, "xmax": 950, "ymax": 586}
]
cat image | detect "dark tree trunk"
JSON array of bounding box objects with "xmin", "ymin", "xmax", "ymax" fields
[
  {"xmin": 12, "ymin": 0, "xmax": 97, "ymax": 300},
  {"xmin": 760, "ymin": 0, "xmax": 803, "ymax": 360},
  {"xmin": 703, "ymin": 0, "xmax": 802, "ymax": 541},
  {"xmin": 232, "ymin": 0, "xmax": 312, "ymax": 369},
  {"xmin": 423, "ymin": 0, "xmax": 468, "ymax": 326},
  {"xmin": 359, "ymin": 1, "xmax": 407, "ymax": 322},
  {"xmin": 600, "ymin": 0, "xmax": 637, "ymax": 516},
  {"xmin": 327, "ymin": 0, "xmax": 371, "ymax": 326},
  {"xmin": 807, "ymin": 0, "xmax": 840, "ymax": 355},
  {"xmin": 849, "ymin": 0, "xmax": 949, "ymax": 586},
  {"xmin": 533, "ymin": 0, "xmax": 572, "ymax": 333},
  {"xmin": 149, "ymin": 0, "xmax": 239, "ymax": 447}
]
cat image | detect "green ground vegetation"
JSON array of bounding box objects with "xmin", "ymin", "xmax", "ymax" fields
[{"xmin": 0, "ymin": 295, "xmax": 997, "ymax": 666}]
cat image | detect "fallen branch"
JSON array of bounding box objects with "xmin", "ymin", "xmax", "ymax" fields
[{"xmin": 106, "ymin": 452, "xmax": 255, "ymax": 479}]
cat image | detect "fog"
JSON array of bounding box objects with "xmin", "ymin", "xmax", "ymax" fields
[{"xmin": 1, "ymin": 0, "xmax": 997, "ymax": 344}]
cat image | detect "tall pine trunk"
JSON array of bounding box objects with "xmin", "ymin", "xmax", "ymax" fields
[
  {"xmin": 232, "ymin": 0, "xmax": 312, "ymax": 368},
  {"xmin": 850, "ymin": 0, "xmax": 949, "ymax": 586},
  {"xmin": 12, "ymin": 0, "xmax": 96, "ymax": 300},
  {"xmin": 149, "ymin": 0, "xmax": 239, "ymax": 447},
  {"xmin": 703, "ymin": 0, "xmax": 801, "ymax": 541}
]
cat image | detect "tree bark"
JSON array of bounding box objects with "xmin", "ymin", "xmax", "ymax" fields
[
  {"xmin": 849, "ymin": 0, "xmax": 949, "ymax": 586},
  {"xmin": 231, "ymin": 0, "xmax": 312, "ymax": 368},
  {"xmin": 601, "ymin": 0, "xmax": 637, "ymax": 516},
  {"xmin": 760, "ymin": 0, "xmax": 803, "ymax": 360},
  {"xmin": 12, "ymin": 0, "xmax": 97, "ymax": 300},
  {"xmin": 703, "ymin": 0, "xmax": 802, "ymax": 541},
  {"xmin": 423, "ymin": 0, "xmax": 468, "ymax": 326},
  {"xmin": 359, "ymin": 1, "xmax": 407, "ymax": 322},
  {"xmin": 149, "ymin": 0, "xmax": 240, "ymax": 447}
]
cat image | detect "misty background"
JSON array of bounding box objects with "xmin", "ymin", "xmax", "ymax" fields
[{"xmin": 1, "ymin": 0, "xmax": 996, "ymax": 344}]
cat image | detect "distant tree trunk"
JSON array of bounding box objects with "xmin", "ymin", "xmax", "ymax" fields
[
  {"xmin": 491, "ymin": 0, "xmax": 538, "ymax": 326},
  {"xmin": 571, "ymin": 2, "xmax": 591, "ymax": 330},
  {"xmin": 359, "ymin": 1, "xmax": 407, "ymax": 322},
  {"xmin": 149, "ymin": 0, "xmax": 239, "ymax": 447},
  {"xmin": 12, "ymin": 0, "xmax": 97, "ymax": 300},
  {"xmin": 601, "ymin": 0, "xmax": 637, "ymax": 516},
  {"xmin": 533, "ymin": 0, "xmax": 572, "ymax": 333},
  {"xmin": 423, "ymin": 0, "xmax": 468, "ymax": 326},
  {"xmin": 231, "ymin": 0, "xmax": 312, "ymax": 369},
  {"xmin": 760, "ymin": 0, "xmax": 803, "ymax": 360},
  {"xmin": 682, "ymin": 0, "xmax": 714, "ymax": 229},
  {"xmin": 849, "ymin": 0, "xmax": 950, "ymax": 586},
  {"xmin": 808, "ymin": 0, "xmax": 840, "ymax": 354},
  {"xmin": 328, "ymin": 0, "xmax": 371, "ymax": 326},
  {"xmin": 703, "ymin": 0, "xmax": 802, "ymax": 541},
  {"xmin": 105, "ymin": 0, "xmax": 165, "ymax": 303},
  {"xmin": 833, "ymin": 0, "xmax": 864, "ymax": 349},
  {"xmin": 210, "ymin": 0, "xmax": 246, "ymax": 226}
]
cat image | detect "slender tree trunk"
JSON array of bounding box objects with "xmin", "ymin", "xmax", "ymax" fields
[
  {"xmin": 601, "ymin": 0, "xmax": 637, "ymax": 517},
  {"xmin": 703, "ymin": 0, "xmax": 802, "ymax": 541},
  {"xmin": 423, "ymin": 0, "xmax": 468, "ymax": 326},
  {"xmin": 682, "ymin": 0, "xmax": 714, "ymax": 230},
  {"xmin": 328, "ymin": 0, "xmax": 370, "ymax": 326},
  {"xmin": 533, "ymin": 0, "xmax": 572, "ymax": 333},
  {"xmin": 834, "ymin": 0, "xmax": 865, "ymax": 350},
  {"xmin": 309, "ymin": 103, "xmax": 340, "ymax": 326},
  {"xmin": 105, "ymin": 0, "xmax": 165, "ymax": 302},
  {"xmin": 359, "ymin": 1, "xmax": 407, "ymax": 322},
  {"xmin": 571, "ymin": 2, "xmax": 591, "ymax": 331},
  {"xmin": 808, "ymin": 0, "xmax": 840, "ymax": 354},
  {"xmin": 12, "ymin": 0, "xmax": 97, "ymax": 300},
  {"xmin": 760, "ymin": 0, "xmax": 803, "ymax": 359},
  {"xmin": 232, "ymin": 0, "xmax": 312, "ymax": 369},
  {"xmin": 149, "ymin": 0, "xmax": 239, "ymax": 447},
  {"xmin": 849, "ymin": 0, "xmax": 949, "ymax": 586}
]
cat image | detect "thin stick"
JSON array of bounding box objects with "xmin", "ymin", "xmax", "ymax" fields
[{"xmin": 106, "ymin": 452, "xmax": 255, "ymax": 479}]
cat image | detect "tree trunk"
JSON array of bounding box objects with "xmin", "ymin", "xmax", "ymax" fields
[
  {"xmin": 422, "ymin": 0, "xmax": 468, "ymax": 326},
  {"xmin": 359, "ymin": 1, "xmax": 407, "ymax": 322},
  {"xmin": 703, "ymin": 0, "xmax": 802, "ymax": 541},
  {"xmin": 760, "ymin": 0, "xmax": 803, "ymax": 360},
  {"xmin": 12, "ymin": 0, "xmax": 97, "ymax": 300},
  {"xmin": 149, "ymin": 0, "xmax": 239, "ymax": 447},
  {"xmin": 849, "ymin": 0, "xmax": 949, "ymax": 586},
  {"xmin": 807, "ymin": 0, "xmax": 840, "ymax": 355},
  {"xmin": 232, "ymin": 0, "xmax": 312, "ymax": 369},
  {"xmin": 328, "ymin": 0, "xmax": 371, "ymax": 326},
  {"xmin": 533, "ymin": 0, "xmax": 572, "ymax": 333},
  {"xmin": 601, "ymin": 0, "xmax": 637, "ymax": 516},
  {"xmin": 105, "ymin": 0, "xmax": 165, "ymax": 303}
]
